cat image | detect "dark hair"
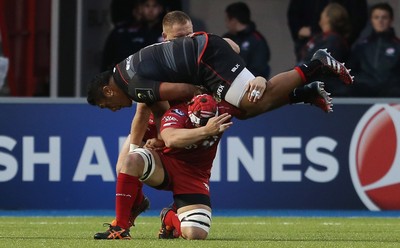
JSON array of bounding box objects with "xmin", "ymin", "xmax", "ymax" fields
[
  {"xmin": 370, "ymin": 2, "xmax": 394, "ymax": 20},
  {"xmin": 110, "ymin": 0, "xmax": 139, "ymax": 25},
  {"xmin": 87, "ymin": 70, "xmax": 113, "ymax": 105},
  {"xmin": 139, "ymin": 0, "xmax": 163, "ymax": 5},
  {"xmin": 225, "ymin": 2, "xmax": 251, "ymax": 25}
]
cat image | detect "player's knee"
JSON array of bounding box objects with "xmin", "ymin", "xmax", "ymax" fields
[
  {"xmin": 181, "ymin": 227, "xmax": 208, "ymax": 240},
  {"xmin": 125, "ymin": 148, "xmax": 155, "ymax": 179},
  {"xmin": 178, "ymin": 208, "xmax": 211, "ymax": 240}
]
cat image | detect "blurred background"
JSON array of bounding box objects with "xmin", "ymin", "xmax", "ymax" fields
[{"xmin": 0, "ymin": 0, "xmax": 398, "ymax": 97}]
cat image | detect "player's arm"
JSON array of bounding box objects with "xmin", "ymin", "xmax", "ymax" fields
[
  {"xmin": 129, "ymin": 101, "xmax": 170, "ymax": 151},
  {"xmin": 147, "ymin": 101, "xmax": 170, "ymax": 136},
  {"xmin": 223, "ymin": 38, "xmax": 240, "ymax": 54},
  {"xmin": 129, "ymin": 103, "xmax": 152, "ymax": 150},
  {"xmin": 160, "ymin": 113, "xmax": 232, "ymax": 148}
]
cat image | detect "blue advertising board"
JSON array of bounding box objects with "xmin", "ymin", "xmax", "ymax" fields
[{"xmin": 1, "ymin": 99, "xmax": 399, "ymax": 211}]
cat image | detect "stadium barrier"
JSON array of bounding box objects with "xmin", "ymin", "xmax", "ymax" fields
[{"xmin": 1, "ymin": 98, "xmax": 399, "ymax": 211}]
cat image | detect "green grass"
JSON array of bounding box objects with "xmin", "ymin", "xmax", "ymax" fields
[{"xmin": 0, "ymin": 216, "xmax": 399, "ymax": 248}]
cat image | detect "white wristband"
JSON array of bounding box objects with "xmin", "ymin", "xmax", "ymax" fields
[{"xmin": 129, "ymin": 144, "xmax": 139, "ymax": 152}]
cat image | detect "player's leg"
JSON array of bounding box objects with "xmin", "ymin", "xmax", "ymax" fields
[
  {"xmin": 200, "ymin": 34, "xmax": 345, "ymax": 117},
  {"xmin": 159, "ymin": 201, "xmax": 211, "ymax": 240},
  {"xmin": 236, "ymin": 70, "xmax": 303, "ymax": 117},
  {"xmin": 156, "ymin": 155, "xmax": 213, "ymax": 240},
  {"xmin": 110, "ymin": 134, "xmax": 150, "ymax": 227},
  {"xmin": 231, "ymin": 51, "xmax": 351, "ymax": 117},
  {"xmin": 158, "ymin": 203, "xmax": 180, "ymax": 239},
  {"xmin": 115, "ymin": 135, "xmax": 130, "ymax": 175},
  {"xmin": 177, "ymin": 204, "xmax": 212, "ymax": 240},
  {"xmin": 94, "ymin": 148, "xmax": 164, "ymax": 239}
]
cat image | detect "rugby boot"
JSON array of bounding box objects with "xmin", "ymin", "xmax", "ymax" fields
[
  {"xmin": 311, "ymin": 48, "xmax": 354, "ymax": 85},
  {"xmin": 290, "ymin": 81, "xmax": 333, "ymax": 113},
  {"xmin": 94, "ymin": 223, "xmax": 131, "ymax": 240},
  {"xmin": 303, "ymin": 81, "xmax": 333, "ymax": 113},
  {"xmin": 109, "ymin": 196, "xmax": 150, "ymax": 228},
  {"xmin": 129, "ymin": 196, "xmax": 150, "ymax": 226},
  {"xmin": 158, "ymin": 207, "xmax": 179, "ymax": 239}
]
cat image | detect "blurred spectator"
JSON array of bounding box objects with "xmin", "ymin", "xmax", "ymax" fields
[
  {"xmin": 298, "ymin": 3, "xmax": 351, "ymax": 96},
  {"xmin": 162, "ymin": 0, "xmax": 182, "ymax": 13},
  {"xmin": 223, "ymin": 2, "xmax": 270, "ymax": 78},
  {"xmin": 0, "ymin": 32, "xmax": 10, "ymax": 96},
  {"xmin": 101, "ymin": 0, "xmax": 142, "ymax": 71},
  {"xmin": 299, "ymin": 3, "xmax": 350, "ymax": 63},
  {"xmin": 137, "ymin": 0, "xmax": 164, "ymax": 46},
  {"xmin": 101, "ymin": 0, "xmax": 164, "ymax": 72},
  {"xmin": 334, "ymin": 0, "xmax": 368, "ymax": 46},
  {"xmin": 287, "ymin": 0, "xmax": 367, "ymax": 62},
  {"xmin": 109, "ymin": 0, "xmax": 139, "ymax": 26},
  {"xmin": 348, "ymin": 3, "xmax": 400, "ymax": 97}
]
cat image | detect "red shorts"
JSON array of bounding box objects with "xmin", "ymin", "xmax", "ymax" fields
[{"xmin": 157, "ymin": 152, "xmax": 211, "ymax": 196}]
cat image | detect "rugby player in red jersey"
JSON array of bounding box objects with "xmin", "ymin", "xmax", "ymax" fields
[{"xmin": 94, "ymin": 94, "xmax": 236, "ymax": 240}]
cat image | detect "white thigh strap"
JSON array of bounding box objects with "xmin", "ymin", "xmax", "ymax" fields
[
  {"xmin": 131, "ymin": 148, "xmax": 156, "ymax": 181},
  {"xmin": 178, "ymin": 208, "xmax": 212, "ymax": 233},
  {"xmin": 224, "ymin": 68, "xmax": 255, "ymax": 107}
]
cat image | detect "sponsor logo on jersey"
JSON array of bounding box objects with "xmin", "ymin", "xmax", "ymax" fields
[
  {"xmin": 386, "ymin": 47, "xmax": 395, "ymax": 56},
  {"xmin": 172, "ymin": 109, "xmax": 185, "ymax": 116},
  {"xmin": 135, "ymin": 89, "xmax": 155, "ymax": 102},
  {"xmin": 162, "ymin": 116, "xmax": 179, "ymax": 123},
  {"xmin": 349, "ymin": 104, "xmax": 400, "ymax": 210},
  {"xmin": 125, "ymin": 55, "xmax": 132, "ymax": 71},
  {"xmin": 216, "ymin": 85, "xmax": 225, "ymax": 100},
  {"xmin": 231, "ymin": 64, "xmax": 240, "ymax": 72},
  {"xmin": 203, "ymin": 182, "xmax": 210, "ymax": 191}
]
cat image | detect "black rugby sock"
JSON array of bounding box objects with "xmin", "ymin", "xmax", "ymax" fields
[{"xmin": 296, "ymin": 60, "xmax": 323, "ymax": 83}]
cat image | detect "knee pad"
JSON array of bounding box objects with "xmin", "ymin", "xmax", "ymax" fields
[
  {"xmin": 178, "ymin": 208, "xmax": 212, "ymax": 233},
  {"xmin": 130, "ymin": 148, "xmax": 156, "ymax": 181}
]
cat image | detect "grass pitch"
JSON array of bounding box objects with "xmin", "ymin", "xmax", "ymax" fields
[{"xmin": 0, "ymin": 216, "xmax": 399, "ymax": 248}]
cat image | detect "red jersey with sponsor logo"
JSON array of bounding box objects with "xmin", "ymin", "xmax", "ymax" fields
[{"xmin": 160, "ymin": 101, "xmax": 237, "ymax": 173}]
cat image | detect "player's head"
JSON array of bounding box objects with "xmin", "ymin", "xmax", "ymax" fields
[
  {"xmin": 162, "ymin": 10, "xmax": 193, "ymax": 41},
  {"xmin": 188, "ymin": 94, "xmax": 218, "ymax": 127},
  {"xmin": 87, "ymin": 70, "xmax": 132, "ymax": 111}
]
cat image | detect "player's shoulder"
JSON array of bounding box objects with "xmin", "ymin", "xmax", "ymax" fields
[
  {"xmin": 167, "ymin": 102, "xmax": 188, "ymax": 115},
  {"xmin": 161, "ymin": 103, "xmax": 189, "ymax": 128}
]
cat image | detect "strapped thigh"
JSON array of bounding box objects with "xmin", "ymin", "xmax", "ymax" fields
[
  {"xmin": 178, "ymin": 208, "xmax": 212, "ymax": 233},
  {"xmin": 131, "ymin": 148, "xmax": 156, "ymax": 181},
  {"xmin": 224, "ymin": 68, "xmax": 255, "ymax": 107}
]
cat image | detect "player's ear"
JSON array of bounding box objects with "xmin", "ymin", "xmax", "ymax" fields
[
  {"xmin": 162, "ymin": 32, "xmax": 168, "ymax": 41},
  {"xmin": 102, "ymin": 85, "xmax": 114, "ymax": 97}
]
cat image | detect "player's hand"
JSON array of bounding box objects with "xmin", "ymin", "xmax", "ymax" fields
[
  {"xmin": 298, "ymin": 26, "xmax": 311, "ymax": 38},
  {"xmin": 144, "ymin": 138, "xmax": 165, "ymax": 150},
  {"xmin": 246, "ymin": 76, "xmax": 267, "ymax": 103},
  {"xmin": 204, "ymin": 113, "xmax": 233, "ymax": 135}
]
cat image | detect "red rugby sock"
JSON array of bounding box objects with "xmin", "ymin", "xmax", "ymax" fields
[
  {"xmin": 133, "ymin": 182, "xmax": 144, "ymax": 205},
  {"xmin": 164, "ymin": 210, "xmax": 181, "ymax": 235},
  {"xmin": 115, "ymin": 173, "xmax": 141, "ymax": 229}
]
